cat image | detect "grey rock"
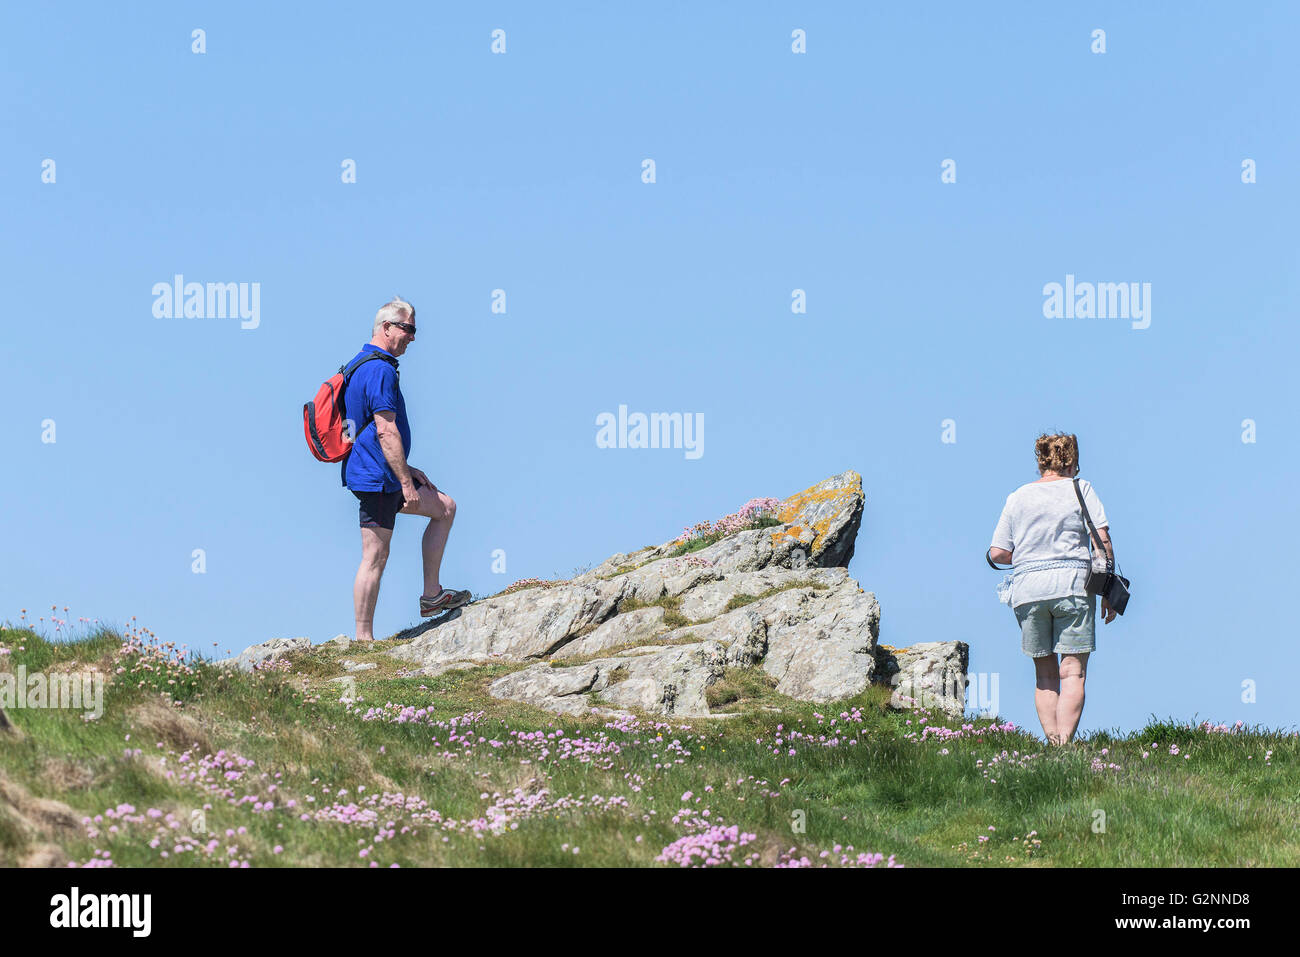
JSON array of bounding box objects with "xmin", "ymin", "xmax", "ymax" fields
[
  {"xmin": 416, "ymin": 660, "xmax": 487, "ymax": 678},
  {"xmin": 489, "ymin": 665, "xmax": 603, "ymax": 715},
  {"xmin": 592, "ymin": 642, "xmax": 727, "ymax": 716},
  {"xmin": 652, "ymin": 607, "xmax": 769, "ymax": 668},
  {"xmin": 576, "ymin": 469, "xmax": 865, "ymax": 580},
  {"xmin": 388, "ymin": 578, "xmax": 626, "ymax": 668},
  {"xmin": 578, "ymin": 543, "xmax": 680, "ymax": 581},
  {"xmin": 552, "ymin": 607, "xmax": 666, "ymax": 660},
  {"xmin": 599, "ymin": 561, "xmax": 721, "ymax": 606},
  {"xmin": 676, "ymin": 567, "xmax": 848, "ymax": 621},
  {"xmin": 328, "ymin": 676, "xmax": 359, "ymax": 702},
  {"xmin": 762, "ymin": 588, "xmax": 882, "ymax": 701},
  {"xmin": 218, "ymin": 637, "xmax": 311, "ymax": 673},
  {"xmin": 490, "ymin": 642, "xmax": 727, "ymax": 718},
  {"xmin": 874, "ymin": 641, "xmax": 970, "ymax": 717},
  {"xmin": 342, "ymin": 660, "xmax": 378, "ymax": 673},
  {"xmin": 776, "ymin": 469, "xmax": 867, "ymax": 569}
]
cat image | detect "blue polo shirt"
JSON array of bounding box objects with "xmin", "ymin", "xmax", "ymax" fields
[{"xmin": 339, "ymin": 344, "xmax": 411, "ymax": 492}]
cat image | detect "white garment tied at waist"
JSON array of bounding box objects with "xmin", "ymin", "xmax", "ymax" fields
[{"xmin": 996, "ymin": 558, "xmax": 1090, "ymax": 606}]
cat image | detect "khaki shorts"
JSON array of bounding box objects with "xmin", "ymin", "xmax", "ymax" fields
[{"xmin": 1014, "ymin": 593, "xmax": 1096, "ymax": 657}]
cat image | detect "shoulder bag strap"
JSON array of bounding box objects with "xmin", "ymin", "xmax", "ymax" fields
[{"xmin": 1072, "ymin": 478, "xmax": 1112, "ymax": 573}]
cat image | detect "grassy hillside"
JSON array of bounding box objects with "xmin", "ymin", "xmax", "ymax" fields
[{"xmin": 1, "ymin": 622, "xmax": 1296, "ymax": 867}]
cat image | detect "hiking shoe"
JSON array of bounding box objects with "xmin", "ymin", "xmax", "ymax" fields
[{"xmin": 420, "ymin": 588, "xmax": 472, "ymax": 617}]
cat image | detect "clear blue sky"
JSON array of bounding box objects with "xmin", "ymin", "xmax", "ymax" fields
[{"xmin": 3, "ymin": 2, "xmax": 1297, "ymax": 738}]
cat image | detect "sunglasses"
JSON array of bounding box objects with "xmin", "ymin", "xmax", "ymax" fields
[{"xmin": 386, "ymin": 320, "xmax": 417, "ymax": 335}]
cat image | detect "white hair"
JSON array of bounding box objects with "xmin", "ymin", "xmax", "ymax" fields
[{"xmin": 373, "ymin": 296, "xmax": 415, "ymax": 335}]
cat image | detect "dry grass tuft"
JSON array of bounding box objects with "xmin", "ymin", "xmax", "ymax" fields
[{"xmin": 128, "ymin": 698, "xmax": 212, "ymax": 755}]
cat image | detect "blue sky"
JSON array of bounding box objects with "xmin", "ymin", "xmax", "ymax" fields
[{"xmin": 3, "ymin": 2, "xmax": 1297, "ymax": 738}]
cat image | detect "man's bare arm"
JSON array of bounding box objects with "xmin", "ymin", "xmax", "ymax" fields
[{"xmin": 373, "ymin": 411, "xmax": 413, "ymax": 490}]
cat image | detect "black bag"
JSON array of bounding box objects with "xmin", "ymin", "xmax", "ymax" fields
[{"xmin": 1072, "ymin": 478, "xmax": 1131, "ymax": 615}]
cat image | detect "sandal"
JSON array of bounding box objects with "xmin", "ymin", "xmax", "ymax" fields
[{"xmin": 420, "ymin": 587, "xmax": 472, "ymax": 617}]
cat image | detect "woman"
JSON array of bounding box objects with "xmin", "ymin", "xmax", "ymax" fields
[{"xmin": 988, "ymin": 433, "xmax": 1116, "ymax": 746}]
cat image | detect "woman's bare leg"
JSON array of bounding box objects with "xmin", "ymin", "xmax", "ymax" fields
[
  {"xmin": 1056, "ymin": 652, "xmax": 1089, "ymax": 743},
  {"xmin": 1033, "ymin": 654, "xmax": 1061, "ymax": 744}
]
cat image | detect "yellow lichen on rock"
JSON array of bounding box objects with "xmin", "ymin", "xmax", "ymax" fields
[
  {"xmin": 770, "ymin": 471, "xmax": 864, "ymax": 556},
  {"xmin": 768, "ymin": 524, "xmax": 807, "ymax": 546}
]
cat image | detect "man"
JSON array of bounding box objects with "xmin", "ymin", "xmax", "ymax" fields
[{"xmin": 341, "ymin": 296, "xmax": 470, "ymax": 644}]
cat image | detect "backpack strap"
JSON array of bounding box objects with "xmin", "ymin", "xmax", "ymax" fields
[
  {"xmin": 339, "ymin": 350, "xmax": 397, "ymax": 383},
  {"xmin": 338, "ymin": 351, "xmax": 400, "ymax": 465}
]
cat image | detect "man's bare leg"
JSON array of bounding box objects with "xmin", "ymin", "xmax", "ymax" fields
[
  {"xmin": 354, "ymin": 525, "xmax": 393, "ymax": 643},
  {"xmin": 400, "ymin": 483, "xmax": 457, "ymax": 598}
]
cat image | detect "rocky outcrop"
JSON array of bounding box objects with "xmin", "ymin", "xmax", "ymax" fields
[
  {"xmin": 217, "ymin": 471, "xmax": 967, "ymax": 719},
  {"xmin": 217, "ymin": 637, "xmax": 311, "ymax": 673},
  {"xmin": 383, "ymin": 470, "xmax": 967, "ymax": 719}
]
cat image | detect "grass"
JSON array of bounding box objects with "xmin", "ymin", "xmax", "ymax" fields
[
  {"xmin": 548, "ymin": 633, "xmax": 705, "ymax": 668},
  {"xmin": 705, "ymin": 666, "xmax": 783, "ymax": 710},
  {"xmin": 666, "ymin": 515, "xmax": 783, "ymax": 559},
  {"xmin": 481, "ymin": 578, "xmax": 570, "ymax": 600},
  {"xmin": 2, "ymin": 623, "xmax": 1298, "ymax": 868},
  {"xmin": 616, "ymin": 594, "xmax": 689, "ymax": 629},
  {"xmin": 723, "ymin": 578, "xmax": 830, "ymax": 612}
]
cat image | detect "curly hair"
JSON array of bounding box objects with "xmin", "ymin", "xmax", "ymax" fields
[{"xmin": 1035, "ymin": 432, "xmax": 1079, "ymax": 475}]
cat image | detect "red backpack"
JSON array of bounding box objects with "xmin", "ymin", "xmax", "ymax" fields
[{"xmin": 303, "ymin": 352, "xmax": 397, "ymax": 462}]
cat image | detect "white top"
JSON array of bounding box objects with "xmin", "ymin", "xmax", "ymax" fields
[{"xmin": 990, "ymin": 478, "xmax": 1109, "ymax": 606}]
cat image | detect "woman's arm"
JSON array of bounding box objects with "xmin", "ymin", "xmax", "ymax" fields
[
  {"xmin": 988, "ymin": 546, "xmax": 1013, "ymax": 564},
  {"xmin": 1095, "ymin": 527, "xmax": 1119, "ymax": 624},
  {"xmin": 1094, "ymin": 527, "xmax": 1115, "ymax": 565}
]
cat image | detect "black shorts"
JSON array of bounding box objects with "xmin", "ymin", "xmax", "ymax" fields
[{"xmin": 353, "ymin": 489, "xmax": 405, "ymax": 530}]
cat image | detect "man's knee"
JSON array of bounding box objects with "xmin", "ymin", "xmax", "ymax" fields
[
  {"xmin": 426, "ymin": 491, "xmax": 456, "ymax": 522},
  {"xmin": 361, "ymin": 534, "xmax": 391, "ymax": 567}
]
